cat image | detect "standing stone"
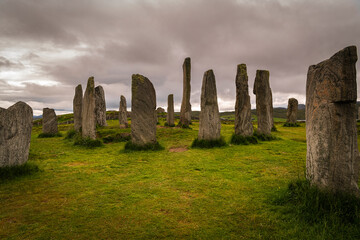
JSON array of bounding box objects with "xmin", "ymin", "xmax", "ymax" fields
[
  {"xmin": 42, "ymin": 108, "xmax": 58, "ymax": 134},
  {"xmin": 119, "ymin": 95, "xmax": 128, "ymax": 128},
  {"xmin": 95, "ymin": 85, "xmax": 107, "ymax": 127},
  {"xmin": 179, "ymin": 57, "xmax": 192, "ymax": 126},
  {"xmin": 167, "ymin": 94, "xmax": 175, "ymax": 126},
  {"xmin": 0, "ymin": 102, "xmax": 33, "ymax": 167},
  {"xmin": 198, "ymin": 70, "xmax": 221, "ymax": 140},
  {"xmin": 358, "ymin": 106, "xmax": 360, "ymax": 120},
  {"xmin": 82, "ymin": 77, "xmax": 96, "ymax": 139},
  {"xmin": 253, "ymin": 70, "xmax": 273, "ymax": 135},
  {"xmin": 286, "ymin": 98, "xmax": 298, "ymax": 124},
  {"xmin": 234, "ymin": 64, "xmax": 253, "ymax": 136},
  {"xmin": 73, "ymin": 84, "xmax": 83, "ymax": 131},
  {"xmin": 306, "ymin": 46, "xmax": 359, "ymax": 196},
  {"xmin": 131, "ymin": 74, "xmax": 157, "ymax": 145}
]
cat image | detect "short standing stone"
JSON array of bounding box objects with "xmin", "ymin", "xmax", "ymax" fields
[
  {"xmin": 73, "ymin": 84, "xmax": 83, "ymax": 131},
  {"xmin": 179, "ymin": 57, "xmax": 192, "ymax": 126},
  {"xmin": 167, "ymin": 94, "xmax": 174, "ymax": 126},
  {"xmin": 234, "ymin": 64, "xmax": 253, "ymax": 136},
  {"xmin": 198, "ymin": 70, "xmax": 221, "ymax": 140},
  {"xmin": 82, "ymin": 77, "xmax": 96, "ymax": 139},
  {"xmin": 42, "ymin": 108, "xmax": 58, "ymax": 134},
  {"xmin": 131, "ymin": 74, "xmax": 157, "ymax": 145},
  {"xmin": 0, "ymin": 102, "xmax": 33, "ymax": 167},
  {"xmin": 306, "ymin": 45, "xmax": 359, "ymax": 196},
  {"xmin": 95, "ymin": 85, "xmax": 107, "ymax": 126},
  {"xmin": 286, "ymin": 98, "xmax": 298, "ymax": 124},
  {"xmin": 119, "ymin": 95, "xmax": 128, "ymax": 128},
  {"xmin": 253, "ymin": 70, "xmax": 273, "ymax": 135}
]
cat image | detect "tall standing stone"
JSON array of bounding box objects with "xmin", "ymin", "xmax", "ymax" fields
[
  {"xmin": 73, "ymin": 84, "xmax": 83, "ymax": 131},
  {"xmin": 198, "ymin": 70, "xmax": 221, "ymax": 140},
  {"xmin": 95, "ymin": 85, "xmax": 107, "ymax": 127},
  {"xmin": 306, "ymin": 46, "xmax": 359, "ymax": 196},
  {"xmin": 82, "ymin": 77, "xmax": 96, "ymax": 139},
  {"xmin": 42, "ymin": 108, "xmax": 58, "ymax": 134},
  {"xmin": 253, "ymin": 70, "xmax": 273, "ymax": 135},
  {"xmin": 234, "ymin": 64, "xmax": 253, "ymax": 136},
  {"xmin": 119, "ymin": 95, "xmax": 128, "ymax": 128},
  {"xmin": 286, "ymin": 98, "xmax": 298, "ymax": 124},
  {"xmin": 0, "ymin": 102, "xmax": 33, "ymax": 167},
  {"xmin": 179, "ymin": 57, "xmax": 192, "ymax": 126},
  {"xmin": 131, "ymin": 74, "xmax": 157, "ymax": 145},
  {"xmin": 167, "ymin": 94, "xmax": 175, "ymax": 126}
]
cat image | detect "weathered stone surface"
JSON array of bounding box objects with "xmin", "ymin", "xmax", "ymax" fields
[
  {"xmin": 198, "ymin": 70, "xmax": 221, "ymax": 140},
  {"xmin": 119, "ymin": 95, "xmax": 128, "ymax": 128},
  {"xmin": 73, "ymin": 84, "xmax": 82, "ymax": 131},
  {"xmin": 286, "ymin": 98, "xmax": 298, "ymax": 124},
  {"xmin": 234, "ymin": 64, "xmax": 253, "ymax": 136},
  {"xmin": 95, "ymin": 85, "xmax": 107, "ymax": 127},
  {"xmin": 306, "ymin": 46, "xmax": 359, "ymax": 196},
  {"xmin": 179, "ymin": 57, "xmax": 192, "ymax": 126},
  {"xmin": 0, "ymin": 102, "xmax": 33, "ymax": 167},
  {"xmin": 82, "ymin": 77, "xmax": 96, "ymax": 139},
  {"xmin": 42, "ymin": 108, "xmax": 58, "ymax": 134},
  {"xmin": 253, "ymin": 70, "xmax": 273, "ymax": 135},
  {"xmin": 167, "ymin": 94, "xmax": 174, "ymax": 126},
  {"xmin": 358, "ymin": 106, "xmax": 360, "ymax": 120},
  {"xmin": 131, "ymin": 74, "xmax": 157, "ymax": 145}
]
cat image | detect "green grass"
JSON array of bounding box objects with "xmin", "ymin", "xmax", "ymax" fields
[
  {"xmin": 124, "ymin": 141, "xmax": 164, "ymax": 152},
  {"xmin": 0, "ymin": 119, "xmax": 359, "ymax": 239},
  {"xmin": 38, "ymin": 132, "xmax": 63, "ymax": 138},
  {"xmin": 230, "ymin": 134, "xmax": 258, "ymax": 145},
  {"xmin": 0, "ymin": 163, "xmax": 40, "ymax": 182},
  {"xmin": 191, "ymin": 137, "xmax": 227, "ymax": 148},
  {"xmin": 283, "ymin": 122, "xmax": 301, "ymax": 127}
]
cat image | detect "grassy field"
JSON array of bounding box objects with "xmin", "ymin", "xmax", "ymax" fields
[{"xmin": 1, "ymin": 118, "xmax": 359, "ymax": 239}]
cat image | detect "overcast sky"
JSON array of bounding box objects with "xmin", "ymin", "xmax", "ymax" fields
[{"xmin": 0, "ymin": 0, "xmax": 360, "ymax": 116}]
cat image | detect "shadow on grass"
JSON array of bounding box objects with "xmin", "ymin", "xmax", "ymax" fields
[
  {"xmin": 191, "ymin": 137, "xmax": 227, "ymax": 148},
  {"xmin": 0, "ymin": 163, "xmax": 40, "ymax": 182},
  {"xmin": 253, "ymin": 131, "xmax": 279, "ymax": 141},
  {"xmin": 123, "ymin": 141, "xmax": 164, "ymax": 152},
  {"xmin": 230, "ymin": 134, "xmax": 258, "ymax": 145},
  {"xmin": 38, "ymin": 132, "xmax": 63, "ymax": 138}
]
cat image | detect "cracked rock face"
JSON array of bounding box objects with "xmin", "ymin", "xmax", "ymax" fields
[
  {"xmin": 167, "ymin": 94, "xmax": 174, "ymax": 126},
  {"xmin": 286, "ymin": 98, "xmax": 298, "ymax": 124},
  {"xmin": 42, "ymin": 108, "xmax": 58, "ymax": 134},
  {"xmin": 73, "ymin": 84, "xmax": 83, "ymax": 131},
  {"xmin": 234, "ymin": 64, "xmax": 253, "ymax": 136},
  {"xmin": 306, "ymin": 46, "xmax": 359, "ymax": 196},
  {"xmin": 82, "ymin": 77, "xmax": 96, "ymax": 139},
  {"xmin": 131, "ymin": 74, "xmax": 157, "ymax": 145},
  {"xmin": 95, "ymin": 85, "xmax": 107, "ymax": 127},
  {"xmin": 0, "ymin": 102, "xmax": 33, "ymax": 167},
  {"xmin": 119, "ymin": 95, "xmax": 128, "ymax": 128},
  {"xmin": 179, "ymin": 57, "xmax": 192, "ymax": 126},
  {"xmin": 198, "ymin": 69, "xmax": 221, "ymax": 140},
  {"xmin": 253, "ymin": 70, "xmax": 273, "ymax": 135}
]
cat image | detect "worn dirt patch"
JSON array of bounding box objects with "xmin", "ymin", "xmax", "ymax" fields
[{"xmin": 169, "ymin": 147, "xmax": 188, "ymax": 152}]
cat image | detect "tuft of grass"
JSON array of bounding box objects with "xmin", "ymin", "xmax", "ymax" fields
[
  {"xmin": 274, "ymin": 179, "xmax": 360, "ymax": 225},
  {"xmin": 38, "ymin": 132, "xmax": 63, "ymax": 138},
  {"xmin": 271, "ymin": 125, "xmax": 278, "ymax": 132},
  {"xmin": 124, "ymin": 141, "xmax": 164, "ymax": 152},
  {"xmin": 0, "ymin": 163, "xmax": 40, "ymax": 182},
  {"xmin": 283, "ymin": 122, "xmax": 300, "ymax": 127},
  {"xmin": 102, "ymin": 133, "xmax": 131, "ymax": 143},
  {"xmin": 74, "ymin": 136, "xmax": 103, "ymax": 148},
  {"xmin": 164, "ymin": 122, "xmax": 175, "ymax": 127},
  {"xmin": 65, "ymin": 129, "xmax": 77, "ymax": 139},
  {"xmin": 253, "ymin": 131, "xmax": 278, "ymax": 141},
  {"xmin": 177, "ymin": 123, "xmax": 192, "ymax": 129},
  {"xmin": 191, "ymin": 137, "xmax": 227, "ymax": 148},
  {"xmin": 230, "ymin": 134, "xmax": 258, "ymax": 145}
]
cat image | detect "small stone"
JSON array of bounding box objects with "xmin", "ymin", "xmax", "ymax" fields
[
  {"xmin": 286, "ymin": 98, "xmax": 298, "ymax": 124},
  {"xmin": 179, "ymin": 57, "xmax": 192, "ymax": 126},
  {"xmin": 42, "ymin": 108, "xmax": 58, "ymax": 134},
  {"xmin": 95, "ymin": 85, "xmax": 107, "ymax": 127},
  {"xmin": 82, "ymin": 77, "xmax": 96, "ymax": 139},
  {"xmin": 119, "ymin": 95, "xmax": 128, "ymax": 128},
  {"xmin": 73, "ymin": 84, "xmax": 83, "ymax": 131},
  {"xmin": 167, "ymin": 94, "xmax": 174, "ymax": 126},
  {"xmin": 0, "ymin": 102, "xmax": 33, "ymax": 167}
]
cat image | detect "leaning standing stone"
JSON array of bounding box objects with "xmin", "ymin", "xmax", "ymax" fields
[
  {"xmin": 306, "ymin": 46, "xmax": 359, "ymax": 196},
  {"xmin": 42, "ymin": 108, "xmax": 58, "ymax": 134},
  {"xmin": 286, "ymin": 98, "xmax": 298, "ymax": 124},
  {"xmin": 167, "ymin": 94, "xmax": 175, "ymax": 126},
  {"xmin": 253, "ymin": 70, "xmax": 273, "ymax": 135},
  {"xmin": 119, "ymin": 95, "xmax": 128, "ymax": 128},
  {"xmin": 82, "ymin": 77, "xmax": 96, "ymax": 139},
  {"xmin": 198, "ymin": 70, "xmax": 221, "ymax": 140},
  {"xmin": 234, "ymin": 64, "xmax": 253, "ymax": 136},
  {"xmin": 73, "ymin": 84, "xmax": 82, "ymax": 131},
  {"xmin": 95, "ymin": 85, "xmax": 107, "ymax": 127},
  {"xmin": 131, "ymin": 74, "xmax": 157, "ymax": 146},
  {"xmin": 0, "ymin": 102, "xmax": 33, "ymax": 167},
  {"xmin": 179, "ymin": 57, "xmax": 192, "ymax": 126}
]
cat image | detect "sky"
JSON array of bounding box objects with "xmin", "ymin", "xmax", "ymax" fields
[{"xmin": 0, "ymin": 0, "xmax": 360, "ymax": 116}]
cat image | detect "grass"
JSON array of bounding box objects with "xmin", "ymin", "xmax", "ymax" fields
[
  {"xmin": 253, "ymin": 130, "xmax": 278, "ymax": 141},
  {"xmin": 191, "ymin": 137, "xmax": 227, "ymax": 148},
  {"xmin": 0, "ymin": 119, "xmax": 359, "ymax": 239},
  {"xmin": 230, "ymin": 134, "xmax": 258, "ymax": 145},
  {"xmin": 73, "ymin": 135, "xmax": 103, "ymax": 148},
  {"xmin": 283, "ymin": 122, "xmax": 301, "ymax": 127},
  {"xmin": 124, "ymin": 141, "xmax": 164, "ymax": 152},
  {"xmin": 0, "ymin": 163, "xmax": 40, "ymax": 182},
  {"xmin": 38, "ymin": 132, "xmax": 63, "ymax": 138}
]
